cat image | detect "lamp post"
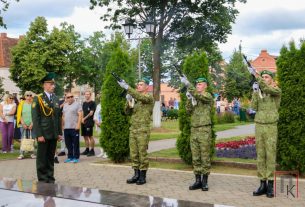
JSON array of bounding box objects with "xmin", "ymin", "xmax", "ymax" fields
[{"xmin": 123, "ymin": 18, "xmax": 162, "ymax": 128}]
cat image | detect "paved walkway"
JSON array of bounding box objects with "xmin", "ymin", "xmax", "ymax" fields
[
  {"xmin": 148, "ymin": 124, "xmax": 255, "ymax": 153},
  {"xmin": 0, "ymin": 157, "xmax": 304, "ymax": 207}
]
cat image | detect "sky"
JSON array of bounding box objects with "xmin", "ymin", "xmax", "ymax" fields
[{"xmin": 1, "ymin": 0, "xmax": 305, "ymax": 62}]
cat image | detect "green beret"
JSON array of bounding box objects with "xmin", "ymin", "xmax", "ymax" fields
[
  {"xmin": 138, "ymin": 77, "xmax": 150, "ymax": 85},
  {"xmin": 195, "ymin": 77, "xmax": 208, "ymax": 83},
  {"xmin": 41, "ymin": 72, "xmax": 56, "ymax": 83},
  {"xmin": 260, "ymin": 70, "xmax": 274, "ymax": 78}
]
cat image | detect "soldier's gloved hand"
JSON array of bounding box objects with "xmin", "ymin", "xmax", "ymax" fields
[
  {"xmin": 180, "ymin": 75, "xmax": 190, "ymax": 87},
  {"xmin": 191, "ymin": 97, "xmax": 197, "ymax": 106},
  {"xmin": 126, "ymin": 94, "xmax": 133, "ymax": 101},
  {"xmin": 252, "ymin": 82, "xmax": 259, "ymax": 92},
  {"xmin": 186, "ymin": 91, "xmax": 192, "ymax": 100},
  {"xmin": 117, "ymin": 80, "xmax": 129, "ymax": 90},
  {"xmin": 247, "ymin": 66, "xmax": 257, "ymax": 76}
]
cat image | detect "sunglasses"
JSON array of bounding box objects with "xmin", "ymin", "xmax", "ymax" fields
[
  {"xmin": 66, "ymin": 96, "xmax": 74, "ymax": 99},
  {"xmin": 26, "ymin": 94, "xmax": 32, "ymax": 97},
  {"xmin": 9, "ymin": 97, "xmax": 14, "ymax": 99}
]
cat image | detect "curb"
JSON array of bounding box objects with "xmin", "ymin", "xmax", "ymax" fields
[{"xmin": 148, "ymin": 156, "xmax": 257, "ymax": 170}]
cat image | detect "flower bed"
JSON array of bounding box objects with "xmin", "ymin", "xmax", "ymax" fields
[{"xmin": 216, "ymin": 136, "xmax": 257, "ymax": 159}]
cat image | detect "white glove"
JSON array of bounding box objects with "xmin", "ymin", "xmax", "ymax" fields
[
  {"xmin": 252, "ymin": 82, "xmax": 259, "ymax": 92},
  {"xmin": 247, "ymin": 66, "xmax": 257, "ymax": 76},
  {"xmin": 191, "ymin": 97, "xmax": 197, "ymax": 106},
  {"xmin": 117, "ymin": 80, "xmax": 129, "ymax": 90},
  {"xmin": 180, "ymin": 75, "xmax": 190, "ymax": 87},
  {"xmin": 186, "ymin": 91, "xmax": 192, "ymax": 100},
  {"xmin": 126, "ymin": 94, "xmax": 133, "ymax": 101}
]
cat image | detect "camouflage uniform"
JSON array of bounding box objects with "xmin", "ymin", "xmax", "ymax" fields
[
  {"xmin": 125, "ymin": 87, "xmax": 154, "ymax": 170},
  {"xmin": 251, "ymin": 76, "xmax": 281, "ymax": 181},
  {"xmin": 187, "ymin": 87, "xmax": 213, "ymax": 175}
]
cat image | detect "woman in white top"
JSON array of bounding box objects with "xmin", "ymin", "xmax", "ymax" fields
[
  {"xmin": 93, "ymin": 102, "xmax": 107, "ymax": 158},
  {"xmin": 0, "ymin": 94, "xmax": 17, "ymax": 153}
]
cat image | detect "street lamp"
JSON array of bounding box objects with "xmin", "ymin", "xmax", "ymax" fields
[{"xmin": 123, "ymin": 19, "xmax": 136, "ymax": 39}]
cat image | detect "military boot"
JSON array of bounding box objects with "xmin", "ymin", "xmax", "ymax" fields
[
  {"xmin": 127, "ymin": 169, "xmax": 140, "ymax": 184},
  {"xmin": 253, "ymin": 180, "xmax": 267, "ymax": 196},
  {"xmin": 136, "ymin": 170, "xmax": 147, "ymax": 185},
  {"xmin": 189, "ymin": 174, "xmax": 202, "ymax": 190},
  {"xmin": 266, "ymin": 180, "xmax": 274, "ymax": 198},
  {"xmin": 202, "ymin": 174, "xmax": 209, "ymax": 191}
]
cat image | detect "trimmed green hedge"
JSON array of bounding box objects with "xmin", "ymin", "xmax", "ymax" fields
[{"xmin": 277, "ymin": 40, "xmax": 305, "ymax": 173}]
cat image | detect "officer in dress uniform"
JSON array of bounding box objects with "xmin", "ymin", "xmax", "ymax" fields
[
  {"xmin": 249, "ymin": 68, "xmax": 281, "ymax": 198},
  {"xmin": 32, "ymin": 72, "xmax": 62, "ymax": 183},
  {"xmin": 181, "ymin": 76, "xmax": 214, "ymax": 191},
  {"xmin": 117, "ymin": 77, "xmax": 154, "ymax": 185}
]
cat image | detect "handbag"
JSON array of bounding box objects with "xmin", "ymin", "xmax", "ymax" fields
[{"xmin": 20, "ymin": 130, "xmax": 35, "ymax": 152}]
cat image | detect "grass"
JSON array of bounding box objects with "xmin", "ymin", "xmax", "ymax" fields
[{"xmin": 0, "ymin": 152, "xmax": 20, "ymax": 160}]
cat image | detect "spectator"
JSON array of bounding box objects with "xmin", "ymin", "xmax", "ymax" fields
[
  {"xmin": 80, "ymin": 91, "xmax": 96, "ymax": 156},
  {"xmin": 16, "ymin": 91, "xmax": 36, "ymax": 159},
  {"xmin": 56, "ymin": 94, "xmax": 67, "ymax": 158},
  {"xmin": 161, "ymin": 102, "xmax": 168, "ymax": 118},
  {"xmin": 168, "ymin": 97, "xmax": 174, "ymax": 109},
  {"xmin": 0, "ymin": 94, "xmax": 17, "ymax": 153},
  {"xmin": 94, "ymin": 98, "xmax": 107, "ymax": 158},
  {"xmin": 62, "ymin": 92, "xmax": 82, "ymax": 163},
  {"xmin": 174, "ymin": 98, "xmax": 179, "ymax": 109},
  {"xmin": 216, "ymin": 96, "xmax": 221, "ymax": 114}
]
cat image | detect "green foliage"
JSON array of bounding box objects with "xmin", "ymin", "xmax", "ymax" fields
[
  {"xmin": 167, "ymin": 109, "xmax": 179, "ymax": 120},
  {"xmin": 215, "ymin": 112, "xmax": 235, "ymax": 124},
  {"xmin": 277, "ymin": 40, "xmax": 305, "ymax": 173},
  {"xmin": 0, "ymin": 0, "xmax": 19, "ymax": 28},
  {"xmin": 10, "ymin": 17, "xmax": 74, "ymax": 93},
  {"xmin": 176, "ymin": 51, "xmax": 216, "ymax": 164},
  {"xmin": 224, "ymin": 50, "xmax": 252, "ymax": 102},
  {"xmin": 0, "ymin": 77, "xmax": 4, "ymax": 97},
  {"xmin": 100, "ymin": 44, "xmax": 135, "ymax": 163}
]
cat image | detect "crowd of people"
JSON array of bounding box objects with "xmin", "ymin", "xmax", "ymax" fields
[{"xmin": 0, "ymin": 86, "xmax": 106, "ymax": 163}]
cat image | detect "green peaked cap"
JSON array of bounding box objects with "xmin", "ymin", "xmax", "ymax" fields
[
  {"xmin": 260, "ymin": 70, "xmax": 274, "ymax": 78},
  {"xmin": 138, "ymin": 77, "xmax": 150, "ymax": 85},
  {"xmin": 195, "ymin": 77, "xmax": 208, "ymax": 83},
  {"xmin": 41, "ymin": 72, "xmax": 56, "ymax": 83}
]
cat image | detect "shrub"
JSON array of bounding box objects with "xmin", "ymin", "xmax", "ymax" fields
[
  {"xmin": 276, "ymin": 40, "xmax": 305, "ymax": 173},
  {"xmin": 216, "ymin": 111, "xmax": 235, "ymax": 124},
  {"xmin": 167, "ymin": 109, "xmax": 179, "ymax": 120}
]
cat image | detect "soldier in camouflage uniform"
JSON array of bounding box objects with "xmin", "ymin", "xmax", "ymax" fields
[
  {"xmin": 249, "ymin": 68, "xmax": 281, "ymax": 198},
  {"xmin": 181, "ymin": 76, "xmax": 214, "ymax": 191},
  {"xmin": 117, "ymin": 77, "xmax": 154, "ymax": 185}
]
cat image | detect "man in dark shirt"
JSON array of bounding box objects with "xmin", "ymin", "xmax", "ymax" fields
[{"xmin": 81, "ymin": 91, "xmax": 96, "ymax": 156}]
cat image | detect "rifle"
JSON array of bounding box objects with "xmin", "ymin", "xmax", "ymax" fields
[
  {"xmin": 111, "ymin": 71, "xmax": 128, "ymax": 97},
  {"xmin": 173, "ymin": 64, "xmax": 188, "ymax": 93},
  {"xmin": 242, "ymin": 54, "xmax": 256, "ymax": 86}
]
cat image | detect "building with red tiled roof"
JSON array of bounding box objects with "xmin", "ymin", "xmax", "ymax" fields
[
  {"xmin": 147, "ymin": 83, "xmax": 180, "ymax": 107},
  {"xmin": 250, "ymin": 49, "xmax": 278, "ymax": 73},
  {"xmin": 0, "ymin": 33, "xmax": 20, "ymax": 68}
]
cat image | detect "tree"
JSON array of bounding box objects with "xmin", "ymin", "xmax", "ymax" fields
[
  {"xmin": 10, "ymin": 17, "xmax": 74, "ymax": 93},
  {"xmin": 0, "ymin": 77, "xmax": 4, "ymax": 97},
  {"xmin": 277, "ymin": 40, "xmax": 305, "ymax": 173},
  {"xmin": 90, "ymin": 0, "xmax": 246, "ymax": 127},
  {"xmin": 100, "ymin": 45, "xmax": 135, "ymax": 162},
  {"xmin": 0, "ymin": 0, "xmax": 19, "ymax": 28},
  {"xmin": 224, "ymin": 50, "xmax": 251, "ymax": 102},
  {"xmin": 176, "ymin": 51, "xmax": 215, "ymax": 164}
]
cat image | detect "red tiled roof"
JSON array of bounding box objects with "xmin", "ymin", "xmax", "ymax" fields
[
  {"xmin": 0, "ymin": 33, "xmax": 20, "ymax": 68},
  {"xmin": 250, "ymin": 49, "xmax": 277, "ymax": 73}
]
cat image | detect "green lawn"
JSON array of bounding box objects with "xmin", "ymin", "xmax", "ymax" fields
[{"xmin": 149, "ymin": 121, "xmax": 252, "ymax": 141}]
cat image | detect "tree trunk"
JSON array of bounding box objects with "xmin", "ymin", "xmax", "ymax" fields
[{"xmin": 152, "ymin": 34, "xmax": 162, "ymax": 128}]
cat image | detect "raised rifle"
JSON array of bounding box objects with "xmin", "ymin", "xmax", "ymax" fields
[
  {"xmin": 111, "ymin": 71, "xmax": 128, "ymax": 97},
  {"xmin": 242, "ymin": 54, "xmax": 256, "ymax": 86},
  {"xmin": 173, "ymin": 64, "xmax": 188, "ymax": 93}
]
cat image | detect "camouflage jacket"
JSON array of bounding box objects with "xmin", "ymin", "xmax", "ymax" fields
[
  {"xmin": 125, "ymin": 88, "xmax": 154, "ymax": 130},
  {"xmin": 251, "ymin": 77, "xmax": 281, "ymax": 124},
  {"xmin": 186, "ymin": 87, "xmax": 213, "ymax": 127}
]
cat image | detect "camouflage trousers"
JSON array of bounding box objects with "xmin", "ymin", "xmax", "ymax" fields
[
  {"xmin": 255, "ymin": 123, "xmax": 277, "ymax": 180},
  {"xmin": 129, "ymin": 127, "xmax": 150, "ymax": 170},
  {"xmin": 190, "ymin": 126, "xmax": 211, "ymax": 175}
]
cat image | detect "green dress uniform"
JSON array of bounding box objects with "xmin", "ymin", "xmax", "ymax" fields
[
  {"xmin": 251, "ymin": 71, "xmax": 281, "ymax": 197},
  {"xmin": 185, "ymin": 77, "xmax": 213, "ymax": 191},
  {"xmin": 125, "ymin": 85, "xmax": 154, "ymax": 185},
  {"xmin": 32, "ymin": 91, "xmax": 62, "ymax": 183}
]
